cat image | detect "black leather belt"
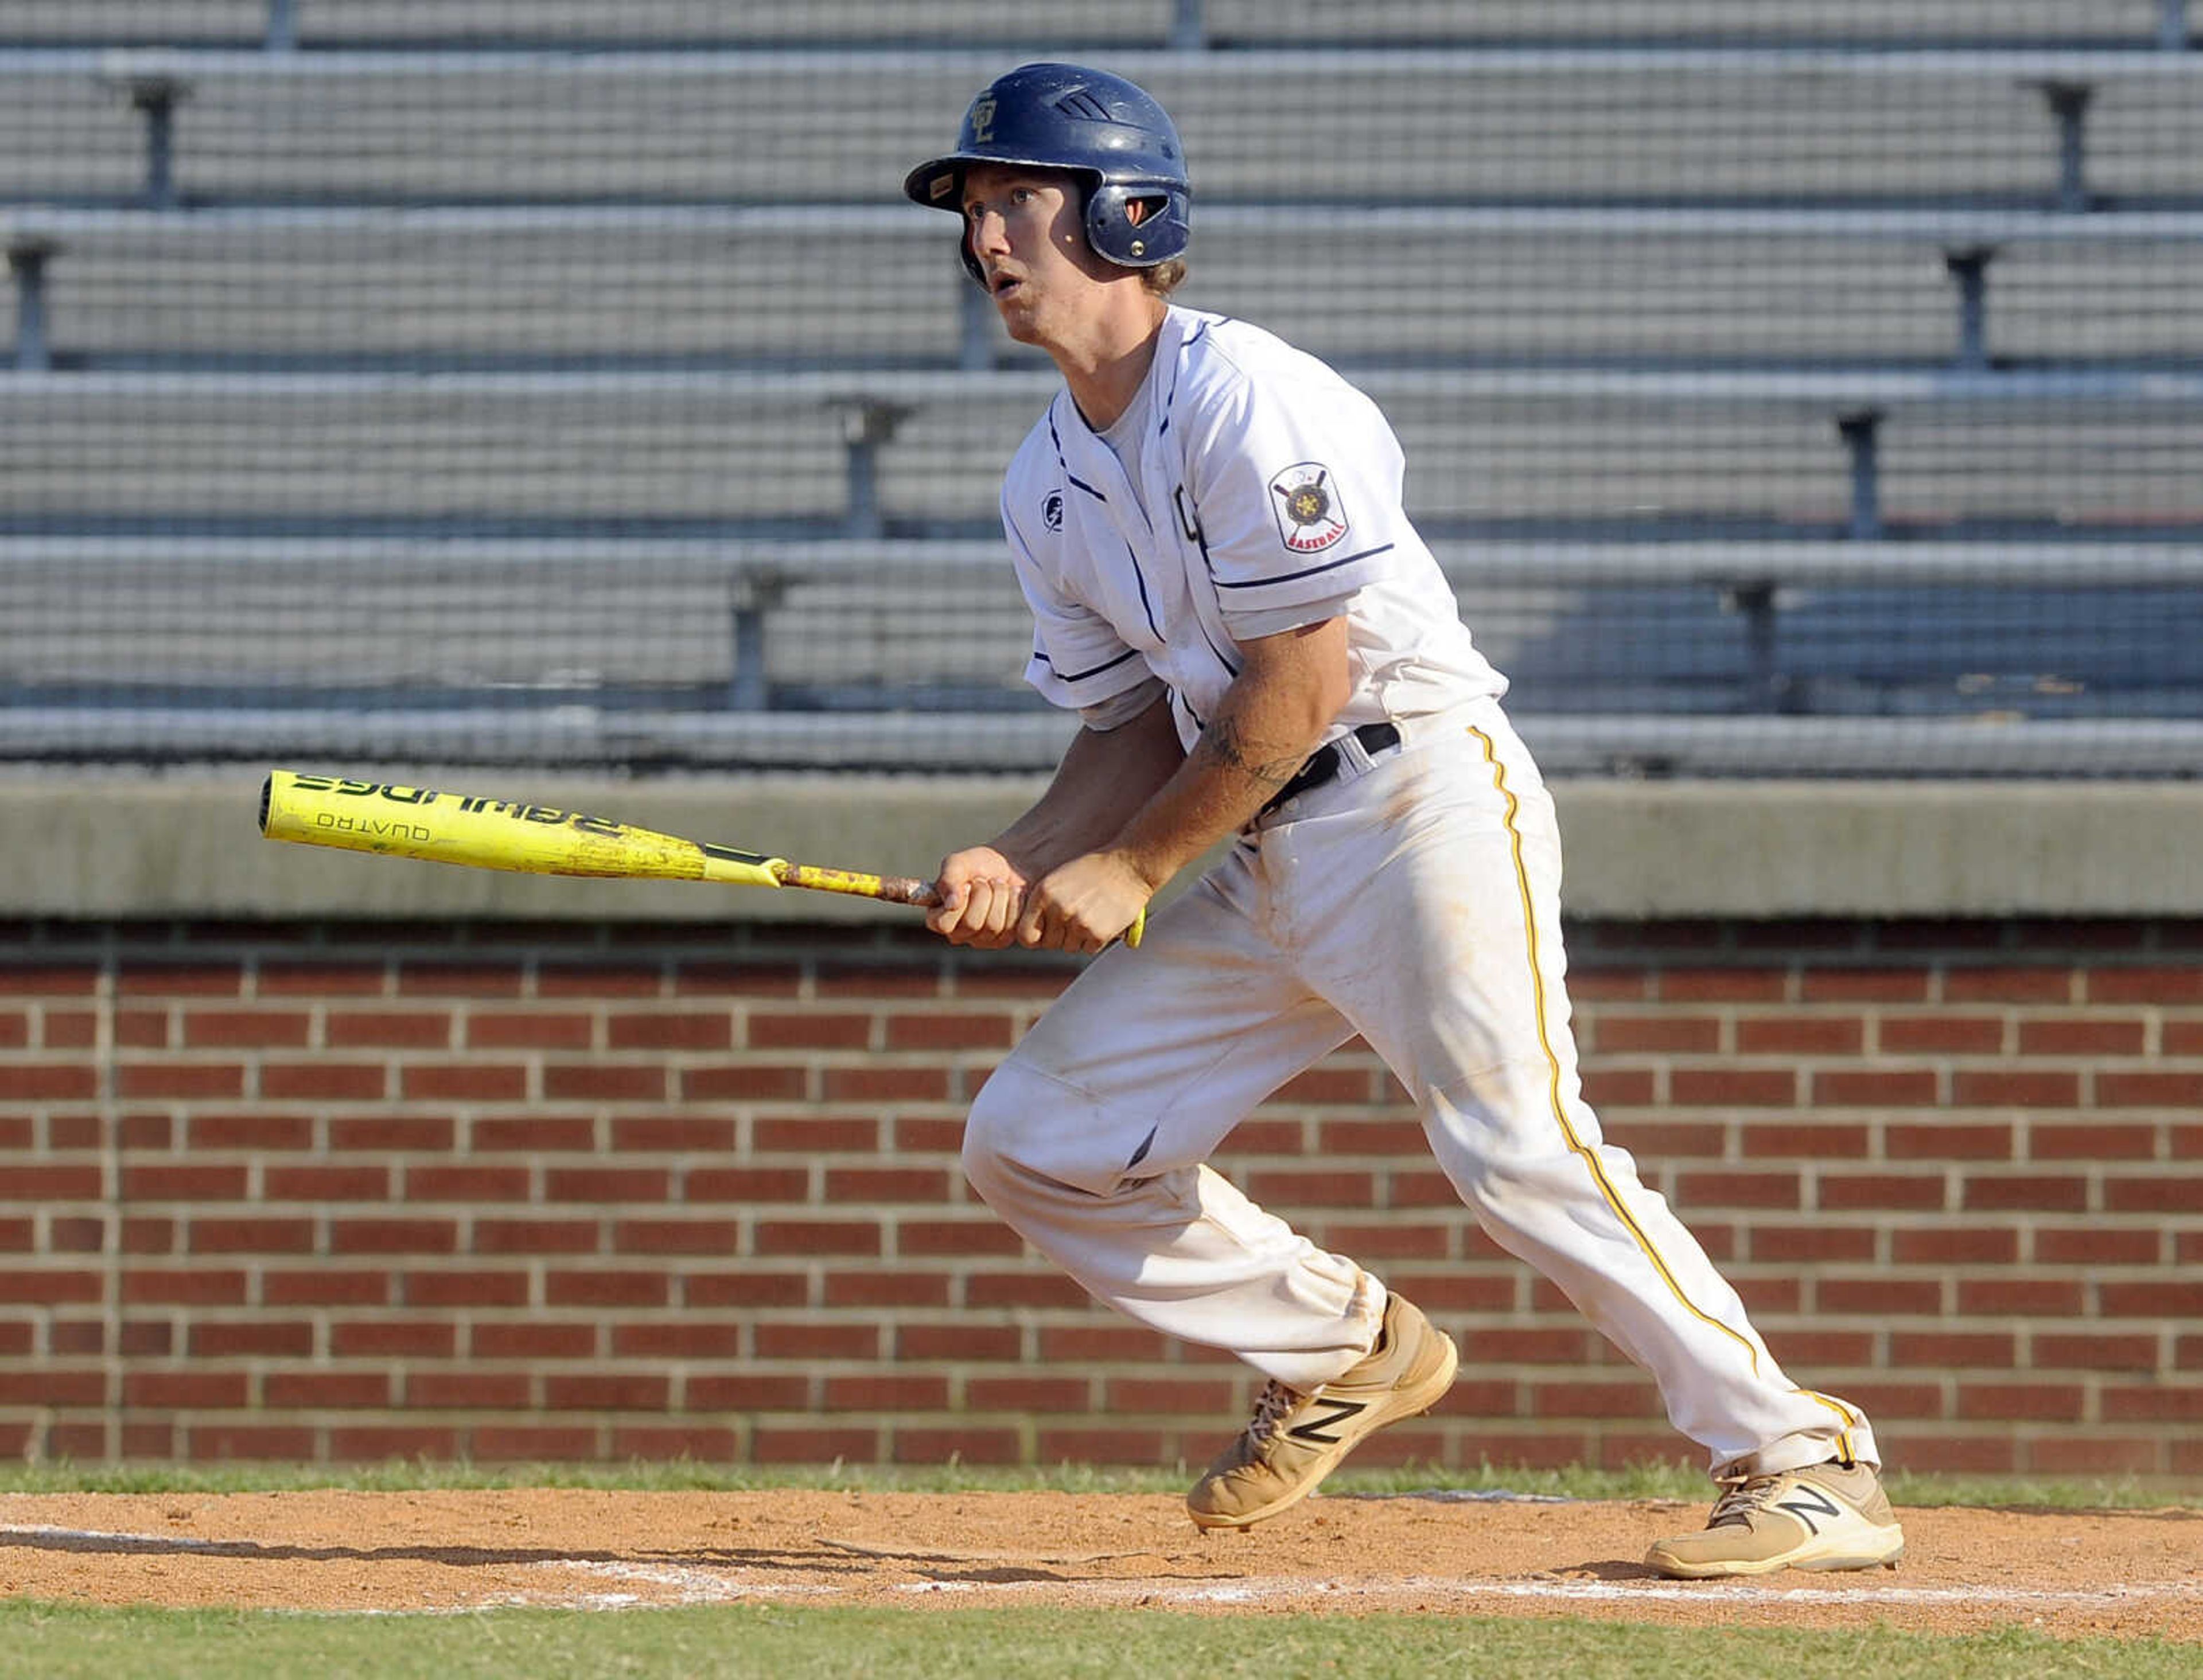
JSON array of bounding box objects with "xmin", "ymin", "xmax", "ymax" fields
[{"xmin": 1258, "ymin": 720, "xmax": 1402, "ymax": 817}]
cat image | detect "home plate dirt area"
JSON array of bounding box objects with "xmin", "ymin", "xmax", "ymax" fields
[{"xmin": 2, "ymin": 1490, "xmax": 2197, "ymax": 1640}]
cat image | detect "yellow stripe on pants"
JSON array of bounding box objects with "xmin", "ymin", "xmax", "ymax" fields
[{"xmin": 1469, "ymin": 724, "xmax": 1860, "ymax": 1460}]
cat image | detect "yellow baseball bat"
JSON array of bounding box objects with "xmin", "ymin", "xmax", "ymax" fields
[{"xmin": 258, "ymin": 771, "xmax": 1143, "ymax": 946}]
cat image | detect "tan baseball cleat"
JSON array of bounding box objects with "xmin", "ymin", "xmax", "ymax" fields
[
  {"xmin": 1644, "ymin": 1459, "xmax": 1906, "ymax": 1578},
  {"xmin": 1186, "ymin": 1292, "xmax": 1458, "ymax": 1530}
]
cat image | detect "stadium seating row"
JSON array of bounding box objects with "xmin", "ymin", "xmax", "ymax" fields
[
  {"xmin": 13, "ymin": 703, "xmax": 2200, "ymax": 778},
  {"xmin": 3, "ymin": 49, "xmax": 2200, "ymax": 209},
  {"xmin": 9, "ymin": 206, "xmax": 2203, "ymax": 373},
  {"xmin": 1, "ymin": 1, "xmax": 2188, "ymax": 51},
  {"xmin": 7, "ymin": 536, "xmax": 2198, "ymax": 766},
  {"xmin": 7, "ymin": 369, "xmax": 2200, "ymax": 539}
]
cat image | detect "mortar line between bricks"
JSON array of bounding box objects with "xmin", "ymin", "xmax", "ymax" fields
[{"xmin": 96, "ymin": 931, "xmax": 122, "ymax": 1465}]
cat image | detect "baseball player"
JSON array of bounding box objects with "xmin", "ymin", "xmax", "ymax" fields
[{"xmin": 908, "ymin": 62, "xmax": 1903, "ymax": 1579}]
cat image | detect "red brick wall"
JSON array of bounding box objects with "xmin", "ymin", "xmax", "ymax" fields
[{"xmin": 2, "ymin": 917, "xmax": 2198, "ymax": 1476}]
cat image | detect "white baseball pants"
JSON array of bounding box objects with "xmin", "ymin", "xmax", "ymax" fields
[{"xmin": 962, "ymin": 696, "xmax": 1876, "ymax": 1476}]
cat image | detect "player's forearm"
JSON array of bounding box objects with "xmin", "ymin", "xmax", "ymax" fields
[
  {"xmin": 990, "ymin": 697, "xmax": 1185, "ymax": 876},
  {"xmin": 1107, "ymin": 691, "xmax": 1324, "ymax": 885},
  {"xmin": 1108, "ymin": 621, "xmax": 1349, "ymax": 887}
]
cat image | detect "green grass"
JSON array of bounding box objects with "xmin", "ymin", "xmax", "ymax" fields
[
  {"xmin": 1, "ymin": 1456, "xmax": 2195, "ymax": 1512},
  {"xmin": 0, "ymin": 1602, "xmax": 2192, "ymax": 1680}
]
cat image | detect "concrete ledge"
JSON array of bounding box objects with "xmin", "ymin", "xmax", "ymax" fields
[
  {"xmin": 3, "ymin": 772, "xmax": 2200, "ymax": 921},
  {"xmin": 1552, "ymin": 781, "xmax": 2203, "ymax": 918}
]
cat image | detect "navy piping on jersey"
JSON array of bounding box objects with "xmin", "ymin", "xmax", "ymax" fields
[
  {"xmin": 1046, "ymin": 411, "xmax": 1110, "ymax": 502},
  {"xmin": 1159, "ymin": 318, "xmax": 1211, "ymax": 434},
  {"xmin": 1199, "ymin": 620, "xmax": 1240, "ymax": 679},
  {"xmin": 1212, "ymin": 542, "xmax": 1396, "ymax": 590},
  {"xmin": 1120, "ymin": 542, "xmax": 1163, "ymax": 642},
  {"xmin": 1182, "ymin": 519, "xmax": 1244, "ymax": 680},
  {"xmin": 1033, "ymin": 645, "xmax": 1143, "ymax": 685}
]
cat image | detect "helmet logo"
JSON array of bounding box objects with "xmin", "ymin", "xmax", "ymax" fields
[
  {"xmin": 1268, "ymin": 463, "xmax": 1350, "ymax": 554},
  {"xmin": 968, "ymin": 93, "xmax": 997, "ymax": 143},
  {"xmin": 1042, "ymin": 489, "xmax": 1065, "ymax": 532}
]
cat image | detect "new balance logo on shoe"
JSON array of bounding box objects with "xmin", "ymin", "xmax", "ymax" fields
[
  {"xmin": 1773, "ymin": 1484, "xmax": 1842, "ymax": 1535},
  {"xmin": 1286, "ymin": 1398, "xmax": 1368, "ymax": 1446},
  {"xmin": 1186, "ymin": 1292, "xmax": 1458, "ymax": 1531}
]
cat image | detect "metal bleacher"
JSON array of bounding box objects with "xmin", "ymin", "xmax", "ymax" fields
[
  {"xmin": 0, "ymin": 2, "xmax": 2183, "ymax": 49},
  {"xmin": 11, "ymin": 206, "xmax": 2203, "ymax": 372},
  {"xmin": 10, "ymin": 368, "xmax": 2203, "ymax": 537},
  {"xmin": 9, "ymin": 47, "xmax": 2203, "ymax": 207},
  {"xmin": 1, "ymin": 1, "xmax": 2200, "ymax": 777},
  {"xmin": 5, "ymin": 532, "xmax": 2198, "ymax": 773}
]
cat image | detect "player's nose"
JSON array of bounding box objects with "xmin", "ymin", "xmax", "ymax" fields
[{"xmin": 968, "ymin": 207, "xmax": 1012, "ymax": 263}]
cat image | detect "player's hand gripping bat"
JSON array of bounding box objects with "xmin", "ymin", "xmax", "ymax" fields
[{"xmin": 258, "ymin": 771, "xmax": 1143, "ymax": 948}]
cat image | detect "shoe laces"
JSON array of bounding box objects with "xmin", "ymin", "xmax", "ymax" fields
[
  {"xmin": 1241, "ymin": 1379, "xmax": 1302, "ymax": 1449},
  {"xmin": 1705, "ymin": 1472, "xmax": 1786, "ymax": 1529}
]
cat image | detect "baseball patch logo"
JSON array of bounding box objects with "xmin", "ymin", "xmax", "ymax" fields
[
  {"xmin": 1042, "ymin": 489, "xmax": 1065, "ymax": 532},
  {"xmin": 1268, "ymin": 462, "xmax": 1348, "ymax": 554}
]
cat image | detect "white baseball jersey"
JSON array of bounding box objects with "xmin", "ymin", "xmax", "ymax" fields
[
  {"xmin": 964, "ymin": 305, "xmax": 1877, "ymax": 1482},
  {"xmin": 1001, "ymin": 306, "xmax": 1505, "ymax": 744}
]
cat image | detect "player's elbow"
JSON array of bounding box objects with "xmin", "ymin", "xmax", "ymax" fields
[
  {"xmin": 1309, "ymin": 646, "xmax": 1353, "ymax": 727},
  {"xmin": 1241, "ymin": 616, "xmax": 1353, "ymax": 738}
]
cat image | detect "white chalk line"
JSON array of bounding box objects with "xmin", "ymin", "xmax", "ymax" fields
[
  {"xmin": 1340, "ymin": 1488, "xmax": 1575, "ymax": 1505},
  {"xmin": 534, "ymin": 1557, "xmax": 2203, "ymax": 1613},
  {"xmin": 7, "ymin": 1522, "xmax": 2198, "ymax": 1616},
  {"xmin": 525, "ymin": 1559, "xmax": 838, "ymax": 1604}
]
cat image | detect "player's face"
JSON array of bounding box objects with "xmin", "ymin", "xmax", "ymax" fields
[{"xmin": 960, "ymin": 165, "xmax": 1117, "ymax": 346}]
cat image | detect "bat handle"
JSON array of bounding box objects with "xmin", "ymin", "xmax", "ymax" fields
[
  {"xmin": 774, "ymin": 863, "xmax": 1143, "ymax": 948},
  {"xmin": 773, "ymin": 863, "xmax": 939, "ymax": 907},
  {"xmin": 866, "ymin": 873, "xmax": 941, "ymax": 908}
]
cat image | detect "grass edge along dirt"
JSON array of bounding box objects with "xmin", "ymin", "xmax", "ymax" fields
[
  {"xmin": 0, "ymin": 1455, "xmax": 2195, "ymax": 1511},
  {"xmin": 0, "ymin": 1601, "xmax": 2195, "ymax": 1680}
]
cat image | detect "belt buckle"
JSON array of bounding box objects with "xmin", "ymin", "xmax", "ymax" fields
[
  {"xmin": 1259, "ymin": 740, "xmax": 1340, "ymax": 819},
  {"xmin": 1255, "ymin": 722, "xmax": 1399, "ymax": 822}
]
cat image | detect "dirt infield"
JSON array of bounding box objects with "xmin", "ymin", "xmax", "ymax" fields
[{"xmin": 2, "ymin": 1490, "xmax": 2197, "ymax": 1640}]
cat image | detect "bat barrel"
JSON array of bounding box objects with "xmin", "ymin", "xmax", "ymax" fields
[
  {"xmin": 260, "ymin": 769, "xmax": 787, "ymax": 890},
  {"xmin": 256, "ymin": 770, "xmax": 1056, "ymax": 933}
]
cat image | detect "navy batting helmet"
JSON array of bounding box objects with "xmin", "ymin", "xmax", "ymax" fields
[{"xmin": 903, "ymin": 62, "xmax": 1191, "ymax": 282}]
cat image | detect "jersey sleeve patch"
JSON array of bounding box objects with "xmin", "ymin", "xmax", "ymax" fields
[{"xmin": 1267, "ymin": 462, "xmax": 1350, "ymax": 554}]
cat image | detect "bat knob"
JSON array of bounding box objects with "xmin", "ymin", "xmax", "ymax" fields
[{"xmin": 257, "ymin": 773, "xmax": 274, "ymax": 836}]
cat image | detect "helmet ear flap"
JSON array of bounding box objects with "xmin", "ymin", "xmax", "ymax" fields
[
  {"xmin": 957, "ymin": 201, "xmax": 986, "ymax": 287},
  {"xmin": 1085, "ymin": 182, "xmax": 1190, "ymax": 268}
]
